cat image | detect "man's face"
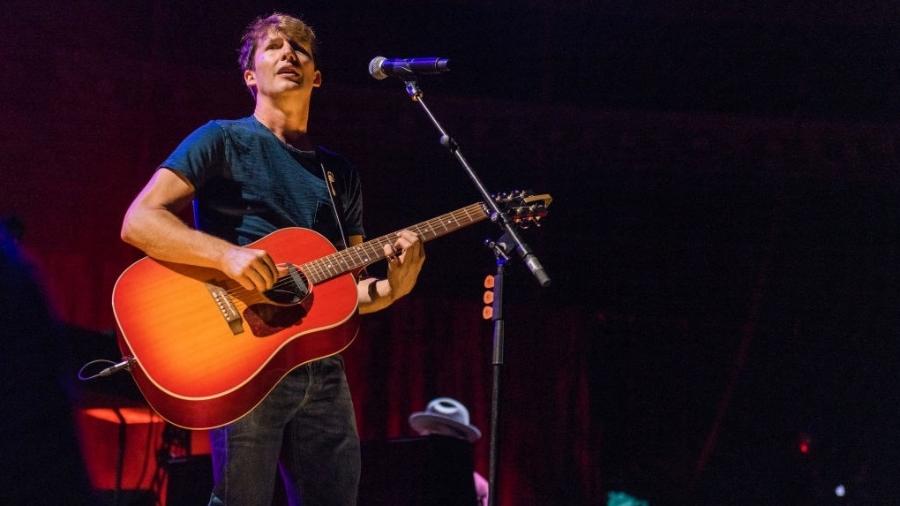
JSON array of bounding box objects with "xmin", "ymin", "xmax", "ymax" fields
[{"xmin": 244, "ymin": 30, "xmax": 321, "ymax": 101}]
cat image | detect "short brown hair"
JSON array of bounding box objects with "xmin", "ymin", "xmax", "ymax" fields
[{"xmin": 238, "ymin": 13, "xmax": 317, "ymax": 71}]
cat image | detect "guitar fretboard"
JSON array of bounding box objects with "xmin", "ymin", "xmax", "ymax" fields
[{"xmin": 300, "ymin": 202, "xmax": 487, "ymax": 284}]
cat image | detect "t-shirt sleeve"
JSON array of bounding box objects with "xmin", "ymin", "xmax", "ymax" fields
[
  {"xmin": 159, "ymin": 121, "xmax": 226, "ymax": 189},
  {"xmin": 343, "ymin": 168, "xmax": 365, "ymax": 238}
]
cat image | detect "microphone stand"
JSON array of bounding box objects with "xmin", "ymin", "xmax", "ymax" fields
[{"xmin": 399, "ymin": 79, "xmax": 551, "ymax": 506}]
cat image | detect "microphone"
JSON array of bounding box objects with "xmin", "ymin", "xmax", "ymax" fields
[{"xmin": 368, "ymin": 56, "xmax": 450, "ymax": 80}]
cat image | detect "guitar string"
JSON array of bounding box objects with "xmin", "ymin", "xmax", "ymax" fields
[
  {"xmin": 220, "ymin": 204, "xmax": 485, "ymax": 295},
  {"xmin": 219, "ymin": 203, "xmax": 488, "ymax": 299},
  {"xmin": 220, "ymin": 203, "xmax": 489, "ymax": 298},
  {"xmin": 221, "ymin": 224, "xmax": 450, "ymax": 297},
  {"xmin": 308, "ymin": 203, "xmax": 478, "ymax": 287}
]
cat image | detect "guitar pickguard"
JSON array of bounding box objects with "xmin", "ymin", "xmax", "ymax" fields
[{"xmin": 243, "ymin": 302, "xmax": 309, "ymax": 337}]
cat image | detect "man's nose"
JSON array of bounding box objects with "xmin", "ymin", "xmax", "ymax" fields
[{"xmin": 280, "ymin": 47, "xmax": 298, "ymax": 62}]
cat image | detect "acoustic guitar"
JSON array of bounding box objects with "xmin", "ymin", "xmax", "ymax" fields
[{"xmin": 112, "ymin": 192, "xmax": 550, "ymax": 429}]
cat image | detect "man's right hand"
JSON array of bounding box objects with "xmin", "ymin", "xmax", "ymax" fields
[
  {"xmin": 219, "ymin": 246, "xmax": 279, "ymax": 292},
  {"xmin": 122, "ymin": 168, "xmax": 284, "ymax": 292}
]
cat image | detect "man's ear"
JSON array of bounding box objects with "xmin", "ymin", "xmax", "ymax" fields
[
  {"xmin": 312, "ymin": 69, "xmax": 322, "ymax": 88},
  {"xmin": 244, "ymin": 69, "xmax": 257, "ymax": 90}
]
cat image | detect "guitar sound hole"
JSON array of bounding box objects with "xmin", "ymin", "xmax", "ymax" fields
[
  {"xmin": 246, "ymin": 265, "xmax": 314, "ymax": 337},
  {"xmin": 265, "ymin": 286, "xmax": 302, "ymax": 304},
  {"xmin": 263, "ymin": 265, "xmax": 310, "ymax": 305}
]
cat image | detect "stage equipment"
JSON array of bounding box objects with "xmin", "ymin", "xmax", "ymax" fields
[
  {"xmin": 359, "ymin": 436, "xmax": 476, "ymax": 505},
  {"xmin": 372, "ymin": 59, "xmax": 552, "ymax": 506},
  {"xmin": 368, "ymin": 56, "xmax": 450, "ymax": 80}
]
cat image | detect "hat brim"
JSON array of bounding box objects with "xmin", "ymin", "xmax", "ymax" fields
[{"xmin": 409, "ymin": 412, "xmax": 482, "ymax": 443}]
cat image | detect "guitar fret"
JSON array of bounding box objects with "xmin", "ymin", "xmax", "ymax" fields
[
  {"xmin": 321, "ymin": 259, "xmax": 333, "ymax": 282},
  {"xmin": 306, "ymin": 262, "xmax": 319, "ymax": 279},
  {"xmin": 346, "ymin": 248, "xmax": 359, "ymax": 265},
  {"xmin": 332, "ymin": 252, "xmax": 344, "ymax": 272},
  {"xmin": 340, "ymin": 251, "xmax": 353, "ymax": 270},
  {"xmin": 358, "ymin": 246, "xmax": 372, "ymax": 263},
  {"xmin": 310, "ymin": 261, "xmax": 324, "ymax": 284}
]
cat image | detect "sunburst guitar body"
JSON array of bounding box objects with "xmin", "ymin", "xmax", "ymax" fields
[{"xmin": 112, "ymin": 192, "xmax": 550, "ymax": 429}]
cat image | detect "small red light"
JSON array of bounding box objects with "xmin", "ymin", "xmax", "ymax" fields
[{"xmin": 799, "ymin": 441, "xmax": 809, "ymax": 454}]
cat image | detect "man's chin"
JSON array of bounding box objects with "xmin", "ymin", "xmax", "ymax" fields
[
  {"xmin": 265, "ymin": 82, "xmax": 305, "ymax": 93},
  {"xmin": 260, "ymin": 86, "xmax": 310, "ymax": 103}
]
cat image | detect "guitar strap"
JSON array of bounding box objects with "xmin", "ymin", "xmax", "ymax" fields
[
  {"xmin": 317, "ymin": 148, "xmax": 374, "ymax": 282},
  {"xmin": 317, "ymin": 148, "xmax": 350, "ymax": 251}
]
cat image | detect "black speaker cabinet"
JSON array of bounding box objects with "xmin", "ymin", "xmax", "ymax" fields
[
  {"xmin": 359, "ymin": 436, "xmax": 477, "ymax": 506},
  {"xmin": 165, "ymin": 456, "xmax": 213, "ymax": 506}
]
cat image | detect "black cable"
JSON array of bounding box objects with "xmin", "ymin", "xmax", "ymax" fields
[{"xmin": 77, "ymin": 358, "xmax": 134, "ymax": 381}]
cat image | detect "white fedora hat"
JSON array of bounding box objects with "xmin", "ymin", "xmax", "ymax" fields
[{"xmin": 409, "ymin": 397, "xmax": 482, "ymax": 443}]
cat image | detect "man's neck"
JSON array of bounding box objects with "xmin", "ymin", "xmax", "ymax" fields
[{"xmin": 253, "ymin": 97, "xmax": 314, "ymax": 150}]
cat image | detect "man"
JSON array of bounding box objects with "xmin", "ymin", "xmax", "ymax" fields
[
  {"xmin": 120, "ymin": 13, "xmax": 425, "ymax": 506},
  {"xmin": 0, "ymin": 223, "xmax": 94, "ymax": 504}
]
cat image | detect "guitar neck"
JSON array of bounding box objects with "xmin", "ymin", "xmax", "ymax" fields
[{"xmin": 301, "ymin": 202, "xmax": 488, "ymax": 284}]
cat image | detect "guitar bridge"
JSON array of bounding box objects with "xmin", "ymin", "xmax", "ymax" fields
[{"xmin": 206, "ymin": 282, "xmax": 244, "ymax": 335}]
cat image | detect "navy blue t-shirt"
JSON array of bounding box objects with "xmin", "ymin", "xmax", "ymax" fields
[{"xmin": 160, "ymin": 116, "xmax": 364, "ymax": 248}]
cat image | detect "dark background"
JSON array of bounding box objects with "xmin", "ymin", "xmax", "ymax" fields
[{"xmin": 3, "ymin": 1, "xmax": 900, "ymax": 504}]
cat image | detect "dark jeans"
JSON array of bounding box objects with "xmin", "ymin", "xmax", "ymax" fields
[{"xmin": 208, "ymin": 355, "xmax": 360, "ymax": 506}]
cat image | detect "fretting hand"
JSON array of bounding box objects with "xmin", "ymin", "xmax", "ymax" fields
[{"xmin": 383, "ymin": 229, "xmax": 425, "ymax": 301}]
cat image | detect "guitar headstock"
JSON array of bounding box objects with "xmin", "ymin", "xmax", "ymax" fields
[{"xmin": 491, "ymin": 190, "xmax": 553, "ymax": 228}]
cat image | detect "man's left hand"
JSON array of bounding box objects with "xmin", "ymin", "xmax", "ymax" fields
[{"xmin": 383, "ymin": 229, "xmax": 425, "ymax": 301}]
